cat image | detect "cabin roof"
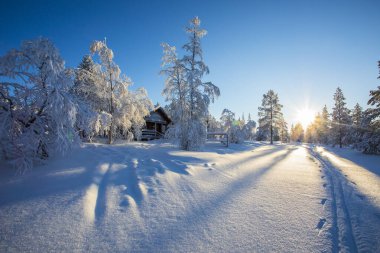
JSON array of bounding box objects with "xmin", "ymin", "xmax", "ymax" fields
[{"xmin": 145, "ymin": 106, "xmax": 172, "ymax": 124}]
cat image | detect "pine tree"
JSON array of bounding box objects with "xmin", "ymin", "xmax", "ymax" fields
[
  {"xmin": 331, "ymin": 87, "xmax": 351, "ymax": 148},
  {"xmin": 257, "ymin": 90, "xmax": 283, "ymax": 144}
]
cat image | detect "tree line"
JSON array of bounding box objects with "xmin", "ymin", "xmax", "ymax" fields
[
  {"xmin": 303, "ymin": 85, "xmax": 380, "ymax": 154},
  {"xmin": 203, "ymin": 82, "xmax": 380, "ymax": 154}
]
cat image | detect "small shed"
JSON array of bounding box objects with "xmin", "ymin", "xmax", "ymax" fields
[{"xmin": 142, "ymin": 106, "xmax": 172, "ymax": 140}]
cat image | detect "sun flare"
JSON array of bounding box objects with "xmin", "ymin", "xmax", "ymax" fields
[{"xmin": 295, "ymin": 108, "xmax": 316, "ymax": 129}]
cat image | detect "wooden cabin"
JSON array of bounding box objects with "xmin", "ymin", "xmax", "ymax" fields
[{"xmin": 141, "ymin": 106, "xmax": 172, "ymax": 140}]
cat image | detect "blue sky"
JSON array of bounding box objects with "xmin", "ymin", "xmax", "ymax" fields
[{"xmin": 1, "ymin": 0, "xmax": 379, "ymax": 126}]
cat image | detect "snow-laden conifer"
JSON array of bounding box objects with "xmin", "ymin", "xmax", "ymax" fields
[{"xmin": 331, "ymin": 87, "xmax": 351, "ymax": 148}]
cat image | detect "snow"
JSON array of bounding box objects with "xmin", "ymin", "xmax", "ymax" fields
[
  {"xmin": 309, "ymin": 145, "xmax": 380, "ymax": 252},
  {"xmin": 0, "ymin": 141, "xmax": 379, "ymax": 252}
]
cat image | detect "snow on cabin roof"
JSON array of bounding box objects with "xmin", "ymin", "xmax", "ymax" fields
[{"xmin": 145, "ymin": 106, "xmax": 172, "ymax": 124}]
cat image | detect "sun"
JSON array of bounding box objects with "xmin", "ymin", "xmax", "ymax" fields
[{"xmin": 295, "ymin": 108, "xmax": 316, "ymax": 129}]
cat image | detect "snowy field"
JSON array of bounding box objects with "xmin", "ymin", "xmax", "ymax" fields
[{"xmin": 0, "ymin": 141, "xmax": 379, "ymax": 252}]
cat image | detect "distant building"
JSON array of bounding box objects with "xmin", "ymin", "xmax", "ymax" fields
[{"xmin": 141, "ymin": 106, "xmax": 172, "ymax": 140}]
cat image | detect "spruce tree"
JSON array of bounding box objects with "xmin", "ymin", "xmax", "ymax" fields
[
  {"xmin": 319, "ymin": 105, "xmax": 330, "ymax": 144},
  {"xmin": 361, "ymin": 61, "xmax": 380, "ymax": 153},
  {"xmin": 348, "ymin": 103, "xmax": 363, "ymax": 145},
  {"xmin": 331, "ymin": 87, "xmax": 351, "ymax": 148}
]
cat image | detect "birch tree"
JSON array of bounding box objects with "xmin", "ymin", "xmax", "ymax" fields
[
  {"xmin": 90, "ymin": 40, "xmax": 152, "ymax": 143},
  {"xmin": 161, "ymin": 17, "xmax": 220, "ymax": 150},
  {"xmin": 181, "ymin": 17, "xmax": 220, "ymax": 150},
  {"xmin": 0, "ymin": 38, "xmax": 77, "ymax": 171}
]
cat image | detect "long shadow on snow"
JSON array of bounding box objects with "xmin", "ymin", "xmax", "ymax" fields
[
  {"xmin": 144, "ymin": 146, "xmax": 297, "ymax": 251},
  {"xmin": 202, "ymin": 141, "xmax": 284, "ymax": 155},
  {"xmin": 224, "ymin": 145, "xmax": 293, "ymax": 171},
  {"xmin": 0, "ymin": 143, "xmax": 201, "ymax": 210},
  {"xmin": 0, "ymin": 145, "xmax": 106, "ymax": 207},
  {"xmin": 110, "ymin": 152, "xmax": 205, "ymax": 209}
]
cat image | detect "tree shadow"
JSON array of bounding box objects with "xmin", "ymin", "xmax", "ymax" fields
[
  {"xmin": 143, "ymin": 147, "xmax": 297, "ymax": 250},
  {"xmin": 202, "ymin": 141, "xmax": 268, "ymax": 154}
]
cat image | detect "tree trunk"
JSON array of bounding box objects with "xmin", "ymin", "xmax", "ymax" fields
[
  {"xmin": 108, "ymin": 123, "xmax": 113, "ymax": 144},
  {"xmin": 270, "ymin": 104, "xmax": 273, "ymax": 145},
  {"xmin": 108, "ymin": 70, "xmax": 113, "ymax": 145}
]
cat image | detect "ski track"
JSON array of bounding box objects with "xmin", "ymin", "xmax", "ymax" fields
[
  {"xmin": 0, "ymin": 142, "xmax": 378, "ymax": 252},
  {"xmin": 308, "ymin": 145, "xmax": 380, "ymax": 253}
]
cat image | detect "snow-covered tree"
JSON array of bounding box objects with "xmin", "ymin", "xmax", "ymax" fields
[
  {"xmin": 220, "ymin": 109, "xmax": 244, "ymax": 144},
  {"xmin": 116, "ymin": 87, "xmax": 152, "ymax": 141},
  {"xmin": 206, "ymin": 114, "xmax": 222, "ymax": 132},
  {"xmin": 220, "ymin": 109, "xmax": 235, "ymax": 131},
  {"xmin": 73, "ymin": 55, "xmax": 103, "ymax": 109},
  {"xmin": 257, "ymin": 90, "xmax": 283, "ymax": 144},
  {"xmin": 160, "ymin": 43, "xmax": 187, "ymax": 123},
  {"xmin": 290, "ymin": 123, "xmax": 304, "ymax": 142},
  {"xmin": 71, "ymin": 55, "xmax": 105, "ymax": 141},
  {"xmin": 161, "ymin": 17, "xmax": 220, "ymax": 150},
  {"xmin": 160, "ymin": 43, "xmax": 189, "ymax": 145},
  {"xmin": 243, "ymin": 113, "xmax": 257, "ymax": 141},
  {"xmin": 348, "ymin": 103, "xmax": 364, "ymax": 145},
  {"xmin": 0, "ymin": 38, "xmax": 78, "ymax": 171},
  {"xmin": 89, "ymin": 40, "xmax": 152, "ymax": 143},
  {"xmin": 181, "ymin": 17, "xmax": 220, "ymax": 150},
  {"xmin": 358, "ymin": 64, "xmax": 380, "ymax": 153},
  {"xmin": 278, "ymin": 116, "xmax": 289, "ymax": 143},
  {"xmin": 318, "ymin": 105, "xmax": 331, "ymax": 144},
  {"xmin": 331, "ymin": 87, "xmax": 351, "ymax": 148}
]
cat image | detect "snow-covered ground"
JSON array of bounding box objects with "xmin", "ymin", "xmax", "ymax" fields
[{"xmin": 0, "ymin": 141, "xmax": 379, "ymax": 252}]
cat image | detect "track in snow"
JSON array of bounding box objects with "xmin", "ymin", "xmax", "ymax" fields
[{"xmin": 308, "ymin": 145, "xmax": 380, "ymax": 253}]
